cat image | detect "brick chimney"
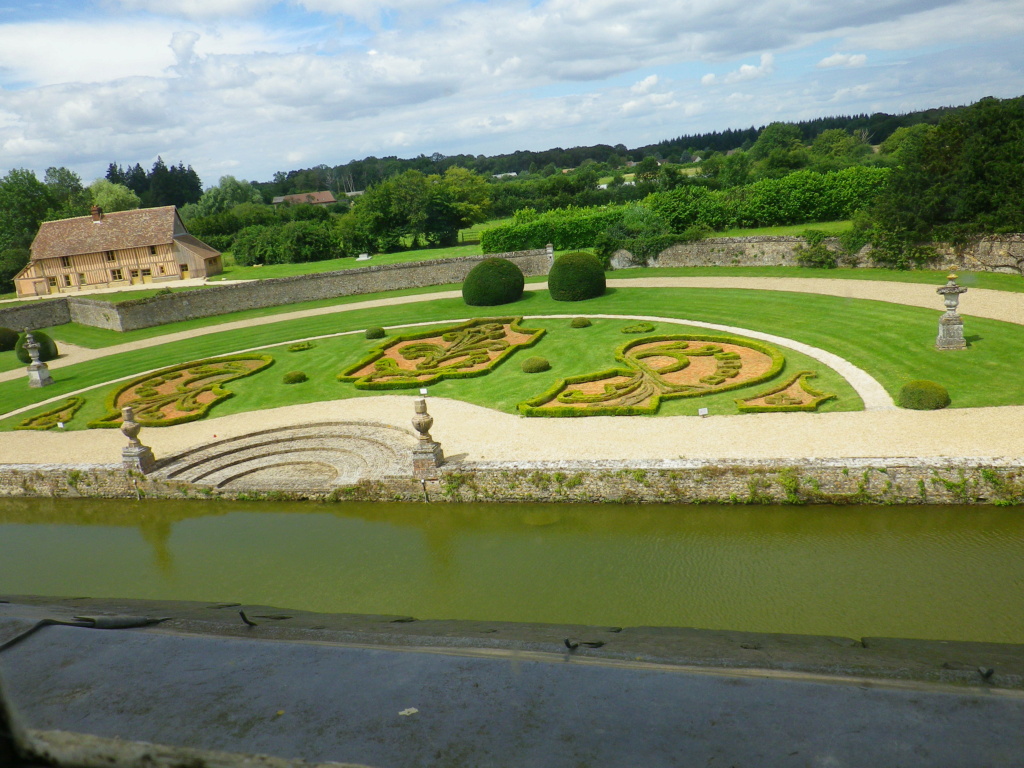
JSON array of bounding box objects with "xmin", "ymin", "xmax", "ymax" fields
[{"xmin": 91, "ymin": 205, "xmax": 104, "ymax": 222}]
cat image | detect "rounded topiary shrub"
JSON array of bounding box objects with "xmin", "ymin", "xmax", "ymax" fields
[
  {"xmin": 521, "ymin": 356, "xmax": 551, "ymax": 373},
  {"xmin": 462, "ymin": 257, "xmax": 525, "ymax": 306},
  {"xmin": 570, "ymin": 317, "xmax": 592, "ymax": 328},
  {"xmin": 15, "ymin": 331, "xmax": 59, "ymax": 364},
  {"xmin": 898, "ymin": 380, "xmax": 950, "ymax": 410},
  {"xmin": 548, "ymin": 252, "xmax": 606, "ymax": 302},
  {"xmin": 365, "ymin": 326, "xmax": 386, "ymax": 339},
  {"xmin": 283, "ymin": 371, "xmax": 308, "ymax": 384},
  {"xmin": 0, "ymin": 327, "xmax": 18, "ymax": 352}
]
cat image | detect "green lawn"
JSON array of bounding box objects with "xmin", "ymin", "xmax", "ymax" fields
[
  {"xmin": 718, "ymin": 221, "xmax": 853, "ymax": 237},
  {"xmin": 3, "ymin": 285, "xmax": 1023, "ymax": 431}
]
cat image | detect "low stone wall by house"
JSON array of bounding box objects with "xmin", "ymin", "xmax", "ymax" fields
[
  {"xmin": 611, "ymin": 234, "xmax": 1024, "ymax": 274},
  {"xmin": 0, "ymin": 299, "xmax": 71, "ymax": 333},
  {"xmin": 0, "ymin": 248, "xmax": 553, "ymax": 333},
  {"xmin": 2, "ymin": 458, "xmax": 1022, "ymax": 506}
]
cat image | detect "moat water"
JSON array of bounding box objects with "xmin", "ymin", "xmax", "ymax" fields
[{"xmin": 2, "ymin": 498, "xmax": 1022, "ymax": 643}]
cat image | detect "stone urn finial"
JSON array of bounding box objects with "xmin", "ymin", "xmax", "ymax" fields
[
  {"xmin": 23, "ymin": 328, "xmax": 54, "ymax": 388},
  {"xmin": 120, "ymin": 406, "xmax": 142, "ymax": 447},
  {"xmin": 935, "ymin": 274, "xmax": 968, "ymax": 350},
  {"xmin": 410, "ymin": 390, "xmax": 444, "ymax": 477},
  {"xmin": 120, "ymin": 405, "xmax": 156, "ymax": 473}
]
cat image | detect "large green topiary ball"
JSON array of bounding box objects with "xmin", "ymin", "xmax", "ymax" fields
[
  {"xmin": 548, "ymin": 251, "xmax": 606, "ymax": 302},
  {"xmin": 0, "ymin": 327, "xmax": 18, "ymax": 352},
  {"xmin": 15, "ymin": 331, "xmax": 59, "ymax": 364},
  {"xmin": 898, "ymin": 380, "xmax": 951, "ymax": 410},
  {"xmin": 462, "ymin": 257, "xmax": 525, "ymax": 306}
]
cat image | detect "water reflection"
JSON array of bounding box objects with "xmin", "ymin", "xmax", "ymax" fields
[{"xmin": 1, "ymin": 498, "xmax": 1022, "ymax": 643}]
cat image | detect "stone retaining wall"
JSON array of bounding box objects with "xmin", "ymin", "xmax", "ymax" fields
[
  {"xmin": 0, "ymin": 299, "xmax": 71, "ymax": 332},
  {"xmin": 2, "ymin": 459, "xmax": 1022, "ymax": 506},
  {"xmin": 0, "ymin": 248, "xmax": 553, "ymax": 333},
  {"xmin": 611, "ymin": 234, "xmax": 1024, "ymax": 274}
]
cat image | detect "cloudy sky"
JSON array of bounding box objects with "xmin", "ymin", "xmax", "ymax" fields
[{"xmin": 2, "ymin": 0, "xmax": 1023, "ymax": 187}]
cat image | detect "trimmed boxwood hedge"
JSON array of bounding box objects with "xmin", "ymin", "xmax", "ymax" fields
[
  {"xmin": 518, "ymin": 333, "xmax": 785, "ymax": 417},
  {"xmin": 547, "ymin": 252, "xmax": 606, "ymax": 302},
  {"xmin": 898, "ymin": 380, "xmax": 950, "ymax": 410},
  {"xmin": 735, "ymin": 371, "xmax": 835, "ymax": 413},
  {"xmin": 365, "ymin": 326, "xmax": 386, "ymax": 339},
  {"xmin": 283, "ymin": 371, "xmax": 308, "ymax": 384},
  {"xmin": 521, "ymin": 356, "xmax": 551, "ymax": 373},
  {"xmin": 569, "ymin": 317, "xmax": 592, "ymax": 328},
  {"xmin": 15, "ymin": 331, "xmax": 59, "ymax": 363},
  {"xmin": 15, "ymin": 397, "xmax": 85, "ymax": 430},
  {"xmin": 0, "ymin": 327, "xmax": 18, "ymax": 352},
  {"xmin": 462, "ymin": 257, "xmax": 525, "ymax": 306}
]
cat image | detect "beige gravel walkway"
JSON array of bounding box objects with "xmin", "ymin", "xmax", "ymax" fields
[{"xmin": 2, "ymin": 277, "xmax": 1023, "ymax": 465}]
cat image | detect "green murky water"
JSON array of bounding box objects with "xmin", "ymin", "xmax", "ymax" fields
[{"xmin": 2, "ymin": 498, "xmax": 1022, "ymax": 643}]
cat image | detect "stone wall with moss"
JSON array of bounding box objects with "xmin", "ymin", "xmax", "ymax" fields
[{"xmin": 2, "ymin": 459, "xmax": 1022, "ymax": 506}]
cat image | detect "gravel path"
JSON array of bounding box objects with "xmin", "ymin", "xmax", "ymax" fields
[{"xmin": 2, "ymin": 277, "xmax": 1022, "ymax": 465}]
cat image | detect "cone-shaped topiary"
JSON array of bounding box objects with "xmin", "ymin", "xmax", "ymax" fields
[
  {"xmin": 898, "ymin": 380, "xmax": 950, "ymax": 410},
  {"xmin": 548, "ymin": 251, "xmax": 605, "ymax": 302},
  {"xmin": 0, "ymin": 326, "xmax": 18, "ymax": 352},
  {"xmin": 15, "ymin": 331, "xmax": 59, "ymax": 363},
  {"xmin": 462, "ymin": 257, "xmax": 525, "ymax": 306}
]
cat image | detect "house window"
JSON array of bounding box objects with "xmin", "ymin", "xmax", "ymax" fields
[
  {"xmin": 61, "ymin": 256, "xmax": 71, "ymax": 268},
  {"xmin": 105, "ymin": 251, "xmax": 116, "ymax": 262},
  {"xmin": 48, "ymin": 276, "xmax": 57, "ymax": 287},
  {"xmin": 63, "ymin": 274, "xmax": 72, "ymax": 287},
  {"xmin": 150, "ymin": 246, "xmax": 157, "ymax": 255},
  {"xmin": 78, "ymin": 273, "xmax": 86, "ymax": 285},
  {"xmin": 110, "ymin": 268, "xmax": 123, "ymax": 281},
  {"xmin": 158, "ymin": 265, "xmax": 166, "ymax": 275},
  {"xmin": 141, "ymin": 268, "xmax": 152, "ymax": 277}
]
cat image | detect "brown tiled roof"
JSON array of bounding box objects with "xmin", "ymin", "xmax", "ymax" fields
[
  {"xmin": 174, "ymin": 234, "xmax": 221, "ymax": 258},
  {"xmin": 271, "ymin": 191, "xmax": 336, "ymax": 205},
  {"xmin": 30, "ymin": 206, "xmax": 180, "ymax": 261}
]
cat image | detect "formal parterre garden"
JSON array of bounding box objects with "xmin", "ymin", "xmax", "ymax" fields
[{"xmin": 2, "ymin": 269, "xmax": 1024, "ymax": 432}]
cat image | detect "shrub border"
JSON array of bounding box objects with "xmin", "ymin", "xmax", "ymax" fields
[
  {"xmin": 88, "ymin": 354, "xmax": 275, "ymax": 428},
  {"xmin": 15, "ymin": 397, "xmax": 86, "ymax": 431},
  {"xmin": 735, "ymin": 370, "xmax": 836, "ymax": 413},
  {"xmin": 337, "ymin": 317, "xmax": 545, "ymax": 390},
  {"xmin": 518, "ymin": 333, "xmax": 785, "ymax": 417}
]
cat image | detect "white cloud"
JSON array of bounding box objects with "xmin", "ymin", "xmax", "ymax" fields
[
  {"xmin": 631, "ymin": 74, "xmax": 659, "ymax": 94},
  {"xmin": 113, "ymin": 0, "xmax": 276, "ymax": 19},
  {"xmin": 817, "ymin": 53, "xmax": 868, "ymax": 68},
  {"xmin": 702, "ymin": 53, "xmax": 774, "ymax": 86}
]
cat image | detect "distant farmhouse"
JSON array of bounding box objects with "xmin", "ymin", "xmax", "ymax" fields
[
  {"xmin": 271, "ymin": 191, "xmax": 337, "ymax": 206},
  {"xmin": 14, "ymin": 206, "xmax": 222, "ymax": 298}
]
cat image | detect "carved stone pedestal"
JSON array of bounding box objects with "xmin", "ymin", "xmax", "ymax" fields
[
  {"xmin": 412, "ymin": 441, "xmax": 445, "ymax": 478},
  {"xmin": 27, "ymin": 361, "xmax": 54, "ymax": 388},
  {"xmin": 123, "ymin": 444, "xmax": 157, "ymax": 474},
  {"xmin": 936, "ymin": 313, "xmax": 967, "ymax": 350}
]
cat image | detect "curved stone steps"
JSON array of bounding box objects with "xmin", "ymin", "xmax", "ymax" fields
[{"xmin": 152, "ymin": 422, "xmax": 416, "ymax": 490}]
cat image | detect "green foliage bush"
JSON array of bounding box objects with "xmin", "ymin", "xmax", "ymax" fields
[
  {"xmin": 365, "ymin": 326, "xmax": 386, "ymax": 339},
  {"xmin": 0, "ymin": 326, "xmax": 19, "ymax": 351},
  {"xmin": 15, "ymin": 331, "xmax": 58, "ymax": 363},
  {"xmin": 521, "ymin": 356, "xmax": 551, "ymax": 373},
  {"xmin": 462, "ymin": 257, "xmax": 525, "ymax": 306},
  {"xmin": 283, "ymin": 371, "xmax": 308, "ymax": 384},
  {"xmin": 898, "ymin": 380, "xmax": 951, "ymax": 410},
  {"xmin": 548, "ymin": 252, "xmax": 606, "ymax": 302},
  {"xmin": 288, "ymin": 341, "xmax": 315, "ymax": 352},
  {"xmin": 569, "ymin": 317, "xmax": 592, "ymax": 328},
  {"xmin": 794, "ymin": 230, "xmax": 838, "ymax": 268},
  {"xmin": 481, "ymin": 206, "xmax": 626, "ymax": 253},
  {"xmin": 621, "ymin": 322, "xmax": 655, "ymax": 333}
]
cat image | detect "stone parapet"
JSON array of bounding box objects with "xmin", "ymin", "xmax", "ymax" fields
[{"xmin": 2, "ymin": 458, "xmax": 1021, "ymax": 506}]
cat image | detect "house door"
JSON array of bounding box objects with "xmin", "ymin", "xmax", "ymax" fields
[
  {"xmin": 129, "ymin": 269, "xmax": 140, "ymax": 285},
  {"xmin": 179, "ymin": 264, "xmax": 189, "ymax": 279}
]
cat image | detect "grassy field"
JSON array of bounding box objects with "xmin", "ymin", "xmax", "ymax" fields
[{"xmin": 3, "ymin": 284, "xmax": 1023, "ymax": 431}]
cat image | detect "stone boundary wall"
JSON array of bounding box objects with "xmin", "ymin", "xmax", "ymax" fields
[
  {"xmin": 0, "ymin": 248, "xmax": 553, "ymax": 333},
  {"xmin": 2, "ymin": 458, "xmax": 1022, "ymax": 506},
  {"xmin": 0, "ymin": 299, "xmax": 71, "ymax": 332},
  {"xmin": 611, "ymin": 234, "xmax": 1024, "ymax": 274}
]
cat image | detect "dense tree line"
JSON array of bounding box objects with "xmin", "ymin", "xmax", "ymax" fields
[{"xmin": 105, "ymin": 158, "xmax": 202, "ymax": 209}]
